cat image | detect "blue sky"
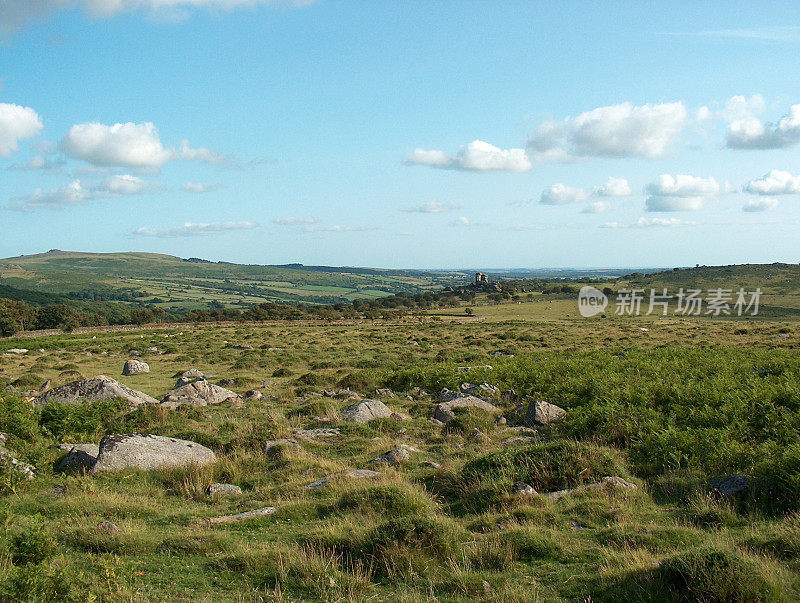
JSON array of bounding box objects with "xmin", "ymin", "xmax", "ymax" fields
[{"xmin": 1, "ymin": 1, "xmax": 799, "ymax": 268}]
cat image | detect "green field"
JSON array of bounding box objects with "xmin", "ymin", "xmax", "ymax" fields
[
  {"xmin": 1, "ymin": 284, "xmax": 800, "ymax": 600},
  {"xmin": 0, "ymin": 250, "xmax": 467, "ymax": 308}
]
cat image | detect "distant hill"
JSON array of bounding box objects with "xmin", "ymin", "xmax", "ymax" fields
[{"xmin": 0, "ymin": 250, "xmax": 467, "ymax": 309}]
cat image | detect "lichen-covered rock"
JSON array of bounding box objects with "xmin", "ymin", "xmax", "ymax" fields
[
  {"xmin": 91, "ymin": 434, "xmax": 216, "ymax": 473},
  {"xmin": 208, "ymin": 483, "xmax": 243, "ymax": 497},
  {"xmin": 34, "ymin": 376, "xmax": 158, "ymax": 408},
  {"xmin": 433, "ymin": 395, "xmax": 502, "ymax": 423},
  {"xmin": 161, "ymin": 380, "xmax": 240, "ymax": 408},
  {"xmin": 525, "ymin": 400, "xmax": 566, "ymax": 426},
  {"xmin": 123, "ymin": 359, "xmax": 150, "ymax": 375},
  {"xmin": 340, "ymin": 399, "xmax": 393, "ymax": 423},
  {"xmin": 369, "ymin": 446, "xmax": 411, "ymax": 465}
]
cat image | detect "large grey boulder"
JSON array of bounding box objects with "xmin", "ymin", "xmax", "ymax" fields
[
  {"xmin": 525, "ymin": 400, "xmax": 566, "ymax": 426},
  {"xmin": 34, "ymin": 376, "xmax": 158, "ymax": 408},
  {"xmin": 433, "ymin": 395, "xmax": 502, "ymax": 423},
  {"xmin": 56, "ymin": 443, "xmax": 99, "ymax": 473},
  {"xmin": 340, "ymin": 399, "xmax": 393, "ymax": 423},
  {"xmin": 161, "ymin": 380, "xmax": 240, "ymax": 408},
  {"xmin": 123, "ymin": 360, "xmax": 150, "ymax": 375},
  {"xmin": 91, "ymin": 434, "xmax": 216, "ymax": 474}
]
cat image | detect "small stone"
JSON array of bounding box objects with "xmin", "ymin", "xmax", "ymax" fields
[
  {"xmin": 341, "ymin": 399, "xmax": 393, "ymax": 423},
  {"xmin": 97, "ymin": 521, "xmax": 121, "ymax": 533},
  {"xmin": 245, "ymin": 390, "xmax": 263, "ymax": 400},
  {"xmin": 123, "ymin": 359, "xmax": 150, "ymax": 375},
  {"xmin": 423, "ymin": 461, "xmax": 442, "ymax": 470},
  {"xmin": 208, "ymin": 483, "xmax": 243, "ymax": 498},
  {"xmin": 369, "ymin": 446, "xmax": 411, "ymax": 465},
  {"xmin": 525, "ymin": 400, "xmax": 566, "ymax": 427},
  {"xmin": 512, "ymin": 481, "xmax": 537, "ymax": 496}
]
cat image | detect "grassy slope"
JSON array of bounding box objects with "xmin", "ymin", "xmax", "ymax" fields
[{"xmin": 0, "ymin": 250, "xmax": 466, "ymax": 307}]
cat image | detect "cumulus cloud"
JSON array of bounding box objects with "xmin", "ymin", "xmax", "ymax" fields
[
  {"xmin": 450, "ymin": 216, "xmax": 470, "ymax": 226},
  {"xmin": 181, "ymin": 182, "xmax": 223, "ymax": 193},
  {"xmin": 134, "ymin": 221, "xmax": 256, "ymax": 237},
  {"xmin": 400, "ymin": 200, "xmax": 458, "ymax": 213},
  {"xmin": 7, "ymin": 155, "xmax": 66, "ymax": 172},
  {"xmin": 594, "ymin": 177, "xmax": 632, "ymax": 197},
  {"xmin": 527, "ymin": 102, "xmax": 689, "ymax": 160},
  {"xmin": 6, "ymin": 174, "xmax": 159, "ymax": 211},
  {"xmin": 1, "ymin": 0, "xmax": 317, "ymax": 34},
  {"xmin": 743, "ymin": 170, "xmax": 800, "ymax": 195},
  {"xmin": 743, "ymin": 197, "xmax": 779, "ymax": 212},
  {"xmin": 273, "ymin": 216, "xmax": 317, "ymax": 225},
  {"xmin": 723, "ymin": 96, "xmax": 800, "ymax": 149},
  {"xmin": 0, "ymin": 103, "xmax": 43, "ymax": 157},
  {"xmin": 582, "ymin": 201, "xmax": 611, "ymax": 214},
  {"xmin": 60, "ymin": 121, "xmax": 223, "ymax": 169},
  {"xmin": 644, "ymin": 174, "xmax": 720, "ymax": 212},
  {"xmin": 404, "ymin": 140, "xmax": 531, "ymax": 172},
  {"xmin": 303, "ymin": 224, "xmax": 377, "ymax": 233},
  {"xmin": 539, "ymin": 183, "xmax": 588, "ymax": 205},
  {"xmin": 601, "ymin": 217, "xmax": 688, "ymax": 228}
]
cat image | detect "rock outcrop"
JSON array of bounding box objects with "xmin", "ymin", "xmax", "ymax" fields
[
  {"xmin": 525, "ymin": 400, "xmax": 566, "ymax": 426},
  {"xmin": 34, "ymin": 376, "xmax": 158, "ymax": 408},
  {"xmin": 123, "ymin": 360, "xmax": 150, "ymax": 375},
  {"xmin": 340, "ymin": 399, "xmax": 393, "ymax": 423},
  {"xmin": 91, "ymin": 434, "xmax": 216, "ymax": 473},
  {"xmin": 433, "ymin": 395, "xmax": 502, "ymax": 423},
  {"xmin": 55, "ymin": 443, "xmax": 99, "ymax": 473},
  {"xmin": 161, "ymin": 380, "xmax": 240, "ymax": 408}
]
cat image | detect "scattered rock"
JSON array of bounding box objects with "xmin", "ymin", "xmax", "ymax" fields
[
  {"xmin": 470, "ymin": 428, "xmax": 490, "ymax": 443},
  {"xmin": 34, "ymin": 376, "xmax": 158, "ymax": 408},
  {"xmin": 123, "ymin": 359, "xmax": 150, "ymax": 376},
  {"xmin": 501, "ymin": 389, "xmax": 516, "ymax": 404},
  {"xmin": 245, "ymin": 390, "xmax": 263, "ymax": 400},
  {"xmin": 423, "ymin": 461, "xmax": 442, "ymax": 470},
  {"xmin": 512, "ymin": 481, "xmax": 537, "ymax": 496},
  {"xmin": 263, "ymin": 439, "xmax": 301, "ymax": 456},
  {"xmin": 208, "ymin": 483, "xmax": 243, "ymax": 498},
  {"xmin": 461, "ymin": 382, "xmax": 500, "ymax": 398},
  {"xmin": 293, "ymin": 428, "xmax": 341, "ymax": 442},
  {"xmin": 39, "ymin": 380, "xmax": 51, "ymax": 393},
  {"xmin": 56, "ymin": 443, "xmax": 99, "ymax": 473},
  {"xmin": 709, "ymin": 474, "xmax": 750, "ymax": 496},
  {"xmin": 410, "ymin": 387, "xmax": 430, "ymax": 398},
  {"xmin": 429, "ymin": 418, "xmax": 445, "ymax": 427},
  {"xmin": 6, "ymin": 348, "xmax": 28, "ymax": 355},
  {"xmin": 0, "ymin": 446, "xmax": 36, "ymax": 480},
  {"xmin": 208, "ymin": 506, "xmax": 276, "ymax": 525},
  {"xmin": 489, "ymin": 351, "xmax": 514, "ymax": 358},
  {"xmin": 228, "ymin": 344, "xmax": 254, "ymax": 351},
  {"xmin": 433, "ymin": 395, "xmax": 502, "ymax": 423},
  {"xmin": 161, "ymin": 380, "xmax": 241, "ymax": 408},
  {"xmin": 374, "ymin": 388, "xmax": 397, "ymax": 398},
  {"xmin": 501, "ymin": 436, "xmax": 540, "ymax": 446},
  {"xmin": 457, "ymin": 365, "xmax": 493, "ymax": 372},
  {"xmin": 217, "ymin": 379, "xmax": 236, "ymax": 387},
  {"xmin": 145, "ymin": 346, "xmax": 160, "ymax": 354},
  {"xmin": 525, "ymin": 400, "xmax": 567, "ymax": 427},
  {"xmin": 545, "ymin": 476, "xmax": 637, "ymax": 501},
  {"xmin": 181, "ymin": 369, "xmax": 205, "ymax": 379},
  {"xmin": 91, "ymin": 434, "xmax": 216, "ymax": 473},
  {"xmin": 340, "ymin": 399, "xmax": 393, "ymax": 423},
  {"xmin": 304, "ymin": 469, "xmax": 379, "ymax": 489},
  {"xmin": 369, "ymin": 446, "xmax": 411, "ymax": 465},
  {"xmin": 97, "ymin": 521, "xmax": 121, "ymax": 533}
]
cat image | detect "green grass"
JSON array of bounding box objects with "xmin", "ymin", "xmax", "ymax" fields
[{"xmin": 1, "ymin": 307, "xmax": 800, "ymax": 600}]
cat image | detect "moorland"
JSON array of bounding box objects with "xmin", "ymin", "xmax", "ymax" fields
[{"xmin": 0, "ymin": 259, "xmax": 799, "ymax": 601}]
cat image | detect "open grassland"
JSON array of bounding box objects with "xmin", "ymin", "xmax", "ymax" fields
[{"xmin": 0, "ymin": 309, "xmax": 799, "ymax": 601}]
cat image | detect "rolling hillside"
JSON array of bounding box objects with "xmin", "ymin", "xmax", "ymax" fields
[{"xmin": 0, "ymin": 250, "xmax": 465, "ymax": 309}]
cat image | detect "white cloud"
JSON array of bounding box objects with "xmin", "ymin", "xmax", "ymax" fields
[
  {"xmin": 601, "ymin": 217, "xmax": 689, "ymax": 228},
  {"xmin": 540, "ymin": 183, "xmax": 588, "ymax": 205},
  {"xmin": 743, "ymin": 170, "xmax": 800, "ymax": 195},
  {"xmin": 404, "ymin": 140, "xmax": 531, "ymax": 172},
  {"xmin": 7, "ymin": 155, "xmax": 66, "ymax": 171},
  {"xmin": 60, "ymin": 121, "xmax": 222, "ymax": 168},
  {"xmin": 7, "ymin": 174, "xmax": 159, "ymax": 211},
  {"xmin": 743, "ymin": 197, "xmax": 779, "ymax": 212},
  {"xmin": 400, "ymin": 200, "xmax": 458, "ymax": 213},
  {"xmin": 1, "ymin": 0, "xmax": 317, "ymax": 34},
  {"xmin": 0, "ymin": 103, "xmax": 43, "ymax": 157},
  {"xmin": 644, "ymin": 174, "xmax": 720, "ymax": 212},
  {"xmin": 723, "ymin": 96, "xmax": 800, "ymax": 149},
  {"xmin": 582, "ymin": 201, "xmax": 611, "ymax": 214},
  {"xmin": 303, "ymin": 224, "xmax": 377, "ymax": 232},
  {"xmin": 594, "ymin": 176, "xmax": 632, "ymax": 197},
  {"xmin": 273, "ymin": 216, "xmax": 317, "ymax": 225},
  {"xmin": 527, "ymin": 101, "xmax": 689, "ymax": 160},
  {"xmin": 181, "ymin": 182, "xmax": 223, "ymax": 193},
  {"xmin": 134, "ymin": 221, "xmax": 256, "ymax": 237},
  {"xmin": 450, "ymin": 216, "xmax": 470, "ymax": 226}
]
